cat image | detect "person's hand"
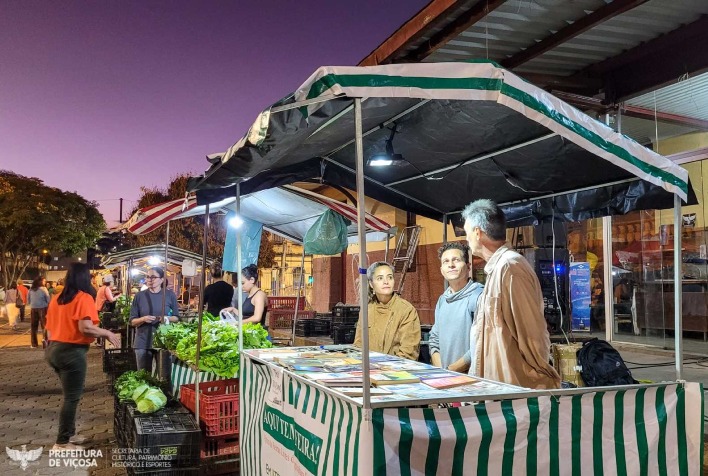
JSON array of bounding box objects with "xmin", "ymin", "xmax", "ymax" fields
[
  {"xmin": 143, "ymin": 315, "xmax": 157, "ymax": 325},
  {"xmin": 106, "ymin": 331, "xmax": 121, "ymax": 348},
  {"xmin": 222, "ymin": 307, "xmax": 239, "ymax": 315}
]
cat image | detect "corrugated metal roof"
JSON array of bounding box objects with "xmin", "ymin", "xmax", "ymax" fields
[
  {"xmin": 426, "ymin": 0, "xmax": 708, "ymax": 77},
  {"xmin": 626, "ymin": 70, "xmax": 708, "ymax": 121}
]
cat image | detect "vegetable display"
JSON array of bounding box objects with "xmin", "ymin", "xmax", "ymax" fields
[{"xmin": 114, "ymin": 370, "xmax": 168, "ymax": 413}]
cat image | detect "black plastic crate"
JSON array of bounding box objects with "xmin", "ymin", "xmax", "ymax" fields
[
  {"xmin": 103, "ymin": 348, "xmax": 137, "ymax": 374},
  {"xmin": 129, "ymin": 412, "xmax": 201, "ymax": 468},
  {"xmin": 294, "ymin": 318, "xmax": 331, "ymax": 337},
  {"xmin": 100, "ymin": 312, "xmax": 125, "ymax": 330},
  {"xmin": 113, "ymin": 397, "xmax": 134, "ymax": 445},
  {"xmin": 123, "ymin": 399, "xmax": 189, "ymax": 447},
  {"xmin": 332, "ymin": 305, "xmax": 360, "ymax": 318},
  {"xmin": 332, "ymin": 315, "xmax": 359, "ymax": 327},
  {"xmin": 332, "ymin": 325, "xmax": 357, "ymax": 344}
]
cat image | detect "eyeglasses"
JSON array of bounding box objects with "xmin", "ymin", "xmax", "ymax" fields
[{"xmin": 146, "ymin": 275, "xmax": 161, "ymax": 280}]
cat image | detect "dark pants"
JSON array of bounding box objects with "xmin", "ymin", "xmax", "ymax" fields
[
  {"xmin": 30, "ymin": 307, "xmax": 47, "ymax": 347},
  {"xmin": 46, "ymin": 342, "xmax": 89, "ymax": 444},
  {"xmin": 135, "ymin": 348, "xmax": 156, "ymax": 373},
  {"xmin": 18, "ymin": 304, "xmax": 26, "ymax": 322}
]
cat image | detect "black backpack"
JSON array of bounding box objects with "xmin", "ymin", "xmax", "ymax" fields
[{"xmin": 576, "ymin": 338, "xmax": 638, "ymax": 387}]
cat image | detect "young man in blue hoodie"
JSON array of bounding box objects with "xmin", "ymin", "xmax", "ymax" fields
[{"xmin": 429, "ymin": 242, "xmax": 484, "ymax": 373}]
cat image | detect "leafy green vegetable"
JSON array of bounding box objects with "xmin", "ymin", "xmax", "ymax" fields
[
  {"xmin": 153, "ymin": 322, "xmax": 196, "ymax": 350},
  {"xmin": 136, "ymin": 387, "xmax": 167, "ymax": 413},
  {"xmin": 115, "ymin": 370, "xmax": 153, "ymax": 400},
  {"xmin": 174, "ymin": 322, "xmax": 272, "ymax": 377},
  {"xmin": 114, "ymin": 369, "xmax": 168, "ymax": 414}
]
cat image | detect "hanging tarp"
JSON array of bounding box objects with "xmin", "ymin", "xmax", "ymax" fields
[
  {"xmin": 188, "ymin": 61, "xmax": 691, "ymax": 220},
  {"xmin": 222, "ymin": 213, "xmax": 262, "ymax": 272}
]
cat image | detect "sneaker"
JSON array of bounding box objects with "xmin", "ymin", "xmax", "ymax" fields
[
  {"xmin": 69, "ymin": 434, "xmax": 87, "ymax": 444},
  {"xmin": 52, "ymin": 443, "xmax": 84, "ymax": 451}
]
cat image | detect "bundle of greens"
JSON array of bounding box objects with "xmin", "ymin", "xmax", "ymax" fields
[
  {"xmin": 114, "ymin": 370, "xmax": 168, "ymax": 413},
  {"xmin": 174, "ymin": 322, "xmax": 272, "ymax": 377},
  {"xmin": 153, "ymin": 321, "xmax": 196, "ymax": 350}
]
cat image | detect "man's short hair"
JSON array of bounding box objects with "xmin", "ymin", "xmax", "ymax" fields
[
  {"xmin": 438, "ymin": 241, "xmax": 470, "ymax": 264},
  {"xmin": 461, "ymin": 199, "xmax": 507, "ymax": 241}
]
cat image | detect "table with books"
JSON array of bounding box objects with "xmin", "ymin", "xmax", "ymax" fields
[{"xmin": 240, "ymin": 346, "xmax": 703, "ymax": 476}]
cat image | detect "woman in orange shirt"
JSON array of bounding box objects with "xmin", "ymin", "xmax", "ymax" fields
[{"xmin": 45, "ymin": 263, "xmax": 120, "ymax": 450}]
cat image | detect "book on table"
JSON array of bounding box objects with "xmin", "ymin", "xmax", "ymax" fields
[
  {"xmin": 422, "ymin": 374, "xmax": 478, "ymax": 389},
  {"xmin": 369, "ymin": 371, "xmax": 421, "ymax": 386}
]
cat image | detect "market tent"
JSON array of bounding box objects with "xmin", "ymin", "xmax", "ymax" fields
[
  {"xmin": 100, "ymin": 244, "xmax": 213, "ymax": 269},
  {"xmin": 188, "ymin": 61, "xmax": 693, "ymax": 222},
  {"xmin": 185, "ymin": 61, "xmax": 694, "ymax": 407},
  {"xmin": 114, "ymin": 185, "xmax": 393, "ymax": 244}
]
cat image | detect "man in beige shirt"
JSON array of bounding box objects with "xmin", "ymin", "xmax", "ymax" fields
[{"xmin": 463, "ymin": 199, "xmax": 560, "ymax": 389}]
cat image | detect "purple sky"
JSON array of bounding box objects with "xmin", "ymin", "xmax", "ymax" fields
[{"xmin": 0, "ymin": 0, "xmax": 428, "ymax": 226}]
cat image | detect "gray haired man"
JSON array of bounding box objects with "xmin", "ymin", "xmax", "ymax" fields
[{"xmin": 463, "ymin": 199, "xmax": 560, "ymax": 389}]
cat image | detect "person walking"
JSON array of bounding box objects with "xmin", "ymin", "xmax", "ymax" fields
[
  {"xmin": 4, "ymin": 283, "xmax": 21, "ymax": 331},
  {"xmin": 45, "ymin": 262, "xmax": 120, "ymax": 450},
  {"xmin": 28, "ymin": 276, "xmax": 51, "ymax": 348},
  {"xmin": 16, "ymin": 278, "xmax": 28, "ymax": 323},
  {"xmin": 129, "ymin": 267, "xmax": 178, "ymax": 372}
]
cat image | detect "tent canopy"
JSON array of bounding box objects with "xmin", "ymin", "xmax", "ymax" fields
[
  {"xmin": 188, "ymin": 61, "xmax": 692, "ymax": 223},
  {"xmin": 114, "ymin": 186, "xmax": 394, "ymax": 244},
  {"xmin": 100, "ymin": 244, "xmax": 213, "ymax": 270}
]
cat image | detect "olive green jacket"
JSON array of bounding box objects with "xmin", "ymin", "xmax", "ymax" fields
[{"xmin": 354, "ymin": 294, "xmax": 421, "ymax": 361}]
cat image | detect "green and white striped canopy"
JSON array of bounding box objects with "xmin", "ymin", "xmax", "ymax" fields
[{"xmin": 190, "ymin": 61, "xmax": 689, "ymax": 217}]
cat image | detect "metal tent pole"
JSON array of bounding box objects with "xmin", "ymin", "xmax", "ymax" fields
[
  {"xmin": 673, "ymin": 194, "xmax": 683, "ymax": 379},
  {"xmin": 354, "ymin": 98, "xmax": 371, "ymax": 415},
  {"xmin": 235, "ymin": 184, "xmax": 244, "ymax": 476},
  {"xmin": 292, "ymin": 247, "xmax": 306, "ymax": 344},
  {"xmin": 194, "ymin": 203, "xmax": 210, "ymax": 423},
  {"xmin": 162, "ymin": 222, "xmax": 170, "ymax": 318},
  {"xmin": 443, "ymin": 213, "xmax": 449, "ymax": 289}
]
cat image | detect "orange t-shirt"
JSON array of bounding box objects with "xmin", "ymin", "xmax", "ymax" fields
[{"xmin": 46, "ymin": 291, "xmax": 99, "ymax": 344}]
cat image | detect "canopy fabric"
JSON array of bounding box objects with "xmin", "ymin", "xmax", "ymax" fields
[
  {"xmin": 113, "ymin": 186, "xmax": 393, "ymax": 244},
  {"xmin": 100, "ymin": 244, "xmax": 212, "ymax": 269},
  {"xmin": 188, "ymin": 61, "xmax": 690, "ymax": 220}
]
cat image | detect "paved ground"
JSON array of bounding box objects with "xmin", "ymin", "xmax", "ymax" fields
[
  {"xmin": 0, "ymin": 316, "xmax": 705, "ymax": 475},
  {"xmin": 0, "ymin": 319, "xmax": 124, "ymax": 476}
]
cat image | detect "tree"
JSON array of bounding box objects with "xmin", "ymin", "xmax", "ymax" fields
[
  {"xmin": 0, "ymin": 170, "xmax": 105, "ymax": 287},
  {"xmin": 124, "ymin": 174, "xmax": 277, "ymax": 269},
  {"xmin": 124, "ymin": 174, "xmax": 227, "ymax": 258}
]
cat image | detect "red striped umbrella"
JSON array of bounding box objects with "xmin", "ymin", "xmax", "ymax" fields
[{"xmin": 114, "ymin": 188, "xmax": 391, "ymax": 236}]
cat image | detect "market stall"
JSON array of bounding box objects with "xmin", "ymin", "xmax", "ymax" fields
[
  {"xmin": 186, "ymin": 60, "xmax": 703, "ymax": 474},
  {"xmin": 242, "ymin": 347, "xmax": 703, "ymax": 476}
]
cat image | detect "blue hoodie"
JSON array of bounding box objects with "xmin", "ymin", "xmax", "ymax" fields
[{"xmin": 429, "ymin": 280, "xmax": 483, "ymax": 369}]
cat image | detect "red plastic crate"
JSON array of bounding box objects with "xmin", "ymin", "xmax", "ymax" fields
[
  {"xmin": 201, "ymin": 434, "xmax": 239, "ymax": 458},
  {"xmin": 180, "ymin": 379, "xmax": 239, "ymax": 437},
  {"xmin": 268, "ymin": 296, "xmax": 305, "ymax": 310},
  {"xmin": 268, "ymin": 309, "xmax": 316, "ymax": 329}
]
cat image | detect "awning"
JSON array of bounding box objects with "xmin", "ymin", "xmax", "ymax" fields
[
  {"xmin": 113, "ymin": 186, "xmax": 394, "ymax": 244},
  {"xmin": 187, "ymin": 61, "xmax": 692, "ymax": 220},
  {"xmin": 100, "ymin": 244, "xmax": 213, "ymax": 269}
]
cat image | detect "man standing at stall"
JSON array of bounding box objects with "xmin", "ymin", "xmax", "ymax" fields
[
  {"xmin": 463, "ymin": 199, "xmax": 560, "ymax": 389},
  {"xmin": 429, "ymin": 242, "xmax": 483, "ymax": 373}
]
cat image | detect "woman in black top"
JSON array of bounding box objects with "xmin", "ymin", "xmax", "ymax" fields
[
  {"xmin": 227, "ymin": 264, "xmax": 268, "ymax": 326},
  {"xmin": 203, "ymin": 263, "xmax": 235, "ymax": 316}
]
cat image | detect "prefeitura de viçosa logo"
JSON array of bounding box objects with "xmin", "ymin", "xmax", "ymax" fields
[{"xmin": 5, "ymin": 445, "xmax": 43, "ymax": 471}]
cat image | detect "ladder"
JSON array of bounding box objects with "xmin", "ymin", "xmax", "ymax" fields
[{"xmin": 392, "ymin": 225, "xmax": 422, "ymax": 294}]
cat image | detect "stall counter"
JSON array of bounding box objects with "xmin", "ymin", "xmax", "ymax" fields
[{"xmin": 241, "ymin": 347, "xmax": 704, "ymax": 476}]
